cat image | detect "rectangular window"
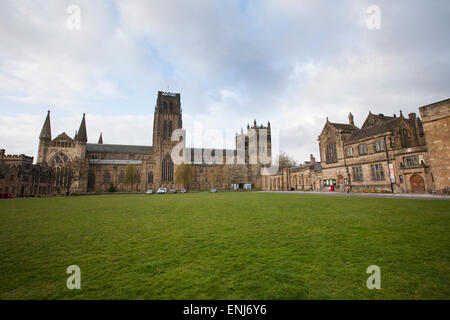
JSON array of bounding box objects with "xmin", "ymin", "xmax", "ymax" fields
[
  {"xmin": 375, "ymin": 140, "xmax": 385, "ymax": 152},
  {"xmin": 358, "ymin": 144, "xmax": 368, "ymax": 155},
  {"xmin": 346, "ymin": 147, "xmax": 353, "ymax": 158},
  {"xmin": 352, "ymin": 166, "xmax": 364, "ymax": 181},
  {"xmin": 399, "ymin": 174, "xmax": 403, "ymax": 183},
  {"xmin": 371, "ymin": 164, "xmax": 385, "ymax": 180},
  {"xmin": 403, "ymin": 155, "xmax": 419, "ymax": 167}
]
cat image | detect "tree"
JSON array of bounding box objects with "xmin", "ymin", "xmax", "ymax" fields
[
  {"xmin": 278, "ymin": 152, "xmax": 297, "ymax": 191},
  {"xmin": 175, "ymin": 163, "xmax": 193, "ymax": 189},
  {"xmin": 50, "ymin": 157, "xmax": 85, "ymax": 196},
  {"xmin": 124, "ymin": 164, "xmax": 140, "ymax": 191},
  {"xmin": 223, "ymin": 164, "xmax": 248, "ymax": 190}
]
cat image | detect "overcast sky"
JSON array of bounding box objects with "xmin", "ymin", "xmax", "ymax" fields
[{"xmin": 0, "ymin": 0, "xmax": 449, "ymax": 162}]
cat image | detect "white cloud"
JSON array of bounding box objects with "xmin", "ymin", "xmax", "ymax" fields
[{"xmin": 0, "ymin": 0, "xmax": 448, "ymax": 163}]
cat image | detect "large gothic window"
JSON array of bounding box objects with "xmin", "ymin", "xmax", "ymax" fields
[
  {"xmin": 161, "ymin": 154, "xmax": 174, "ymax": 182},
  {"xmin": 148, "ymin": 172, "xmax": 153, "ymax": 183},
  {"xmin": 50, "ymin": 152, "xmax": 71, "ymax": 167},
  {"xmin": 325, "ymin": 142, "xmax": 338, "ymax": 164}
]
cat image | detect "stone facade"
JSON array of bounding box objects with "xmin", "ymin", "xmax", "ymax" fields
[
  {"xmin": 35, "ymin": 91, "xmax": 271, "ymax": 194},
  {"xmin": 419, "ymin": 98, "xmax": 450, "ymax": 194},
  {"xmin": 0, "ymin": 149, "xmax": 55, "ymax": 197},
  {"xmin": 264, "ymin": 154, "xmax": 322, "ymax": 191},
  {"xmin": 263, "ymin": 98, "xmax": 449, "ymax": 194}
]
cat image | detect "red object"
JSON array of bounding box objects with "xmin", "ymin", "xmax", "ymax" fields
[{"xmin": 329, "ymin": 186, "xmax": 334, "ymax": 191}]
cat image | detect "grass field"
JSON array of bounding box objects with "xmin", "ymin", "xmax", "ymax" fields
[{"xmin": 0, "ymin": 192, "xmax": 449, "ymax": 299}]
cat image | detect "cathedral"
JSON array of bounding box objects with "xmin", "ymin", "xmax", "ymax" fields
[{"xmin": 35, "ymin": 91, "xmax": 271, "ymax": 194}]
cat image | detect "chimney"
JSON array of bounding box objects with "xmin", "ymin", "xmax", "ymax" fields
[
  {"xmin": 408, "ymin": 112, "xmax": 416, "ymax": 122},
  {"xmin": 348, "ymin": 113, "xmax": 354, "ymax": 126},
  {"xmin": 310, "ymin": 154, "xmax": 316, "ymax": 163}
]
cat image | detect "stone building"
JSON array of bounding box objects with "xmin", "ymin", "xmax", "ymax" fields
[
  {"xmin": 317, "ymin": 110, "xmax": 432, "ymax": 193},
  {"xmin": 0, "ymin": 149, "xmax": 55, "ymax": 197},
  {"xmin": 419, "ymin": 98, "xmax": 450, "ymax": 194},
  {"xmin": 35, "ymin": 91, "xmax": 271, "ymax": 194},
  {"xmin": 264, "ymin": 154, "xmax": 322, "ymax": 191},
  {"xmin": 263, "ymin": 98, "xmax": 449, "ymax": 194}
]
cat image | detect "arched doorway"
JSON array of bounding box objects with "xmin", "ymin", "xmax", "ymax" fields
[{"xmin": 410, "ymin": 174, "xmax": 425, "ymax": 193}]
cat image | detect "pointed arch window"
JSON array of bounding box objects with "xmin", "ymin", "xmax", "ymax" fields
[
  {"xmin": 399, "ymin": 130, "xmax": 411, "ymax": 148},
  {"xmin": 148, "ymin": 172, "xmax": 153, "ymax": 183},
  {"xmin": 161, "ymin": 154, "xmax": 174, "ymax": 182},
  {"xmin": 50, "ymin": 152, "xmax": 71, "ymax": 167},
  {"xmin": 163, "ymin": 120, "xmax": 168, "ymax": 139},
  {"xmin": 168, "ymin": 121, "xmax": 173, "ymax": 138}
]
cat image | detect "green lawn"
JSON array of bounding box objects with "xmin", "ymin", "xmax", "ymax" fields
[{"xmin": 0, "ymin": 193, "xmax": 449, "ymax": 299}]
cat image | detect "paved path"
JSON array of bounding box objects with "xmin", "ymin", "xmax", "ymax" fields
[{"xmin": 259, "ymin": 191, "xmax": 450, "ymax": 200}]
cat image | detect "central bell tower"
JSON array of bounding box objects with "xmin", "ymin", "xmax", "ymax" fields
[
  {"xmin": 153, "ymin": 91, "xmax": 183, "ymax": 186},
  {"xmin": 153, "ymin": 91, "xmax": 183, "ymax": 151}
]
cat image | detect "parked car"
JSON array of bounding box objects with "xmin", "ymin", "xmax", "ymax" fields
[
  {"xmin": 145, "ymin": 189, "xmax": 154, "ymax": 194},
  {"xmin": 180, "ymin": 188, "xmax": 187, "ymax": 193},
  {"xmin": 168, "ymin": 189, "xmax": 177, "ymax": 194},
  {"xmin": 156, "ymin": 187, "xmax": 167, "ymax": 194},
  {"xmin": 210, "ymin": 188, "xmax": 217, "ymax": 193},
  {"xmin": 0, "ymin": 193, "xmax": 13, "ymax": 199}
]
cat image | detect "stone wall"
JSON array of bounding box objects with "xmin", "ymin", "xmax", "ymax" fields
[{"xmin": 419, "ymin": 99, "xmax": 450, "ymax": 194}]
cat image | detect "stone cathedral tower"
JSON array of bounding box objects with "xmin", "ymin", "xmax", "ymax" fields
[{"xmin": 152, "ymin": 91, "xmax": 183, "ymax": 184}]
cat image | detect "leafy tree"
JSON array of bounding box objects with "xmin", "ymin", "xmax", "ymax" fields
[
  {"xmin": 107, "ymin": 182, "xmax": 116, "ymax": 192},
  {"xmin": 124, "ymin": 164, "xmax": 140, "ymax": 191},
  {"xmin": 175, "ymin": 163, "xmax": 193, "ymax": 189}
]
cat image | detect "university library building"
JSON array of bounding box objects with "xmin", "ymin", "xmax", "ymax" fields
[{"xmin": 0, "ymin": 95, "xmax": 449, "ymax": 197}]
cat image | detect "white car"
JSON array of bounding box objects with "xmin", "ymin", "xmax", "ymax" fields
[
  {"xmin": 145, "ymin": 189, "xmax": 154, "ymax": 194},
  {"xmin": 156, "ymin": 187, "xmax": 167, "ymax": 194}
]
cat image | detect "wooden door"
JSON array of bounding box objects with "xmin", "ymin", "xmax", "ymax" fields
[{"xmin": 410, "ymin": 174, "xmax": 425, "ymax": 192}]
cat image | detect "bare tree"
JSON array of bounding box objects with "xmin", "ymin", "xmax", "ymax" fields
[
  {"xmin": 278, "ymin": 152, "xmax": 297, "ymax": 190},
  {"xmin": 50, "ymin": 157, "xmax": 85, "ymax": 196},
  {"xmin": 223, "ymin": 164, "xmax": 248, "ymax": 190}
]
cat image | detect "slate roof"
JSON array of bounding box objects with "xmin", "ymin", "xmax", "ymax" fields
[
  {"xmin": 345, "ymin": 115, "xmax": 402, "ymax": 144},
  {"xmin": 86, "ymin": 144, "xmax": 153, "ymax": 154},
  {"xmin": 328, "ymin": 122, "xmax": 358, "ymax": 133}
]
